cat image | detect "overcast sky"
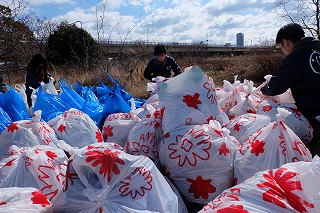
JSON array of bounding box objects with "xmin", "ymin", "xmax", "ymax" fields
[{"xmin": 11, "ymin": 0, "xmax": 289, "ymax": 45}]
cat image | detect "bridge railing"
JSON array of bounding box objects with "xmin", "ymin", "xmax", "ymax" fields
[{"xmin": 99, "ymin": 40, "xmax": 247, "ymax": 48}]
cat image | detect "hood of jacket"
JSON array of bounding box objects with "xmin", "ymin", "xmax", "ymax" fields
[{"xmin": 293, "ymin": 37, "xmax": 320, "ymax": 52}]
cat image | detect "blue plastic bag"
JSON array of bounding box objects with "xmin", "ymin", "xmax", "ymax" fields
[
  {"xmin": 132, "ymin": 98, "xmax": 146, "ymax": 108},
  {"xmin": 58, "ymin": 78, "xmax": 85, "ymax": 110},
  {"xmin": 0, "ymin": 106, "xmax": 12, "ymax": 134},
  {"xmin": 82, "ymin": 86, "xmax": 107, "ymax": 128},
  {"xmin": 104, "ymin": 92, "xmax": 131, "ymax": 117},
  {"xmin": 34, "ymin": 86, "xmax": 70, "ymax": 122},
  {"xmin": 59, "ymin": 79, "xmax": 106, "ymax": 127},
  {"xmin": 95, "ymin": 78, "xmax": 112, "ymax": 104},
  {"xmin": 108, "ymin": 73, "xmax": 133, "ymax": 101},
  {"xmin": 0, "ymin": 85, "xmax": 30, "ymax": 121}
]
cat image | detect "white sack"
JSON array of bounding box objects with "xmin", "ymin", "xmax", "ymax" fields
[
  {"xmin": 0, "ymin": 110, "xmax": 59, "ymax": 160},
  {"xmin": 225, "ymin": 113, "xmax": 271, "ymax": 144},
  {"xmin": 257, "ymin": 102, "xmax": 313, "ymax": 144},
  {"xmin": 48, "ymin": 108, "xmax": 103, "ymax": 148},
  {"xmin": 102, "ymin": 112, "xmax": 141, "ymax": 147},
  {"xmin": 159, "ymin": 120, "xmax": 238, "ymax": 205},
  {"xmin": 56, "ymin": 143, "xmax": 181, "ymax": 213},
  {"xmin": 0, "ymin": 145, "xmax": 67, "ymax": 208},
  {"xmin": 125, "ymin": 105, "xmax": 164, "ymax": 168},
  {"xmin": 157, "ymin": 66, "xmax": 228, "ymax": 133},
  {"xmin": 200, "ymin": 156, "xmax": 320, "ymax": 213},
  {"xmin": 0, "ymin": 187, "xmax": 53, "ymax": 213},
  {"xmin": 234, "ymin": 108, "xmax": 312, "ymax": 184}
]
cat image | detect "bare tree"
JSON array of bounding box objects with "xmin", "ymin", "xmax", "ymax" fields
[
  {"xmin": 0, "ymin": 2, "xmax": 36, "ymax": 84},
  {"xmin": 26, "ymin": 15, "xmax": 58, "ymax": 52},
  {"xmin": 274, "ymin": 0, "xmax": 320, "ymax": 38}
]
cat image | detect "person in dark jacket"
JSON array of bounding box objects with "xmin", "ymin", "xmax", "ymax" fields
[
  {"xmin": 144, "ymin": 44, "xmax": 181, "ymax": 81},
  {"xmin": 25, "ymin": 53, "xmax": 50, "ymax": 107},
  {"xmin": 0, "ymin": 76, "xmax": 6, "ymax": 93},
  {"xmin": 261, "ymin": 23, "xmax": 320, "ymax": 156}
]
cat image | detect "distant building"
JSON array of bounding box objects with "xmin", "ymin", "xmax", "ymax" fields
[{"xmin": 236, "ymin": 33, "xmax": 244, "ymax": 47}]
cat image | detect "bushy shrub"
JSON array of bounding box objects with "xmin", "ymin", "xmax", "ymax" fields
[
  {"xmin": 46, "ymin": 22, "xmax": 103, "ymax": 69},
  {"xmin": 245, "ymin": 49, "xmax": 283, "ymax": 83}
]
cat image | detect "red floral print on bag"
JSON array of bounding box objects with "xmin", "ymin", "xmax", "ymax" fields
[
  {"xmin": 202, "ymin": 188, "xmax": 243, "ymax": 211},
  {"xmin": 183, "ymin": 93, "xmax": 202, "ymax": 109},
  {"xmin": 45, "ymin": 150, "xmax": 57, "ymax": 159},
  {"xmin": 233, "ymin": 122, "xmax": 243, "ymax": 132},
  {"xmin": 85, "ymin": 149, "xmax": 125, "ymax": 182},
  {"xmin": 257, "ymin": 167, "xmax": 314, "ymax": 212},
  {"xmin": 3, "ymin": 158, "xmax": 15, "ymax": 168},
  {"xmin": 59, "ymin": 159, "xmax": 78, "ymax": 192},
  {"xmin": 250, "ymin": 140, "xmax": 266, "ymax": 156},
  {"xmin": 58, "ymin": 124, "xmax": 66, "ymax": 133},
  {"xmin": 103, "ymin": 125, "xmax": 113, "ymax": 139},
  {"xmin": 262, "ymin": 105, "xmax": 272, "ymax": 112},
  {"xmin": 7, "ymin": 122, "xmax": 19, "ymax": 132},
  {"xmin": 216, "ymin": 205, "xmax": 249, "ymax": 213},
  {"xmin": 119, "ymin": 166, "xmax": 153, "ymax": 199},
  {"xmin": 203, "ymin": 76, "xmax": 218, "ymax": 105},
  {"xmin": 38, "ymin": 165, "xmax": 59, "ymax": 201},
  {"xmin": 95, "ymin": 130, "xmax": 103, "ymax": 142},
  {"xmin": 31, "ymin": 190, "xmax": 51, "ymax": 207},
  {"xmin": 128, "ymin": 131, "xmax": 157, "ymax": 161},
  {"xmin": 168, "ymin": 128, "xmax": 211, "ymax": 167},
  {"xmin": 187, "ymin": 175, "xmax": 216, "ymax": 199},
  {"xmin": 218, "ymin": 143, "xmax": 231, "ymax": 156}
]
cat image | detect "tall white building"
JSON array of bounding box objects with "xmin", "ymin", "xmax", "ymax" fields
[{"xmin": 236, "ymin": 33, "xmax": 244, "ymax": 46}]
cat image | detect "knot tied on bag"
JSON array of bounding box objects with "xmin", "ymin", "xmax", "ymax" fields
[
  {"xmin": 276, "ymin": 108, "xmax": 292, "ymax": 122},
  {"xmin": 32, "ymin": 110, "xmax": 42, "ymax": 122}
]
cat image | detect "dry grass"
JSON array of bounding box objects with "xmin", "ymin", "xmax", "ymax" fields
[{"xmin": 4, "ymin": 49, "xmax": 283, "ymax": 99}]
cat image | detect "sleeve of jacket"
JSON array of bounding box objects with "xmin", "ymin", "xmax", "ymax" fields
[
  {"xmin": 43, "ymin": 73, "xmax": 50, "ymax": 84},
  {"xmin": 261, "ymin": 53, "xmax": 301, "ymax": 96},
  {"xmin": 144, "ymin": 60, "xmax": 154, "ymax": 81},
  {"xmin": 170, "ymin": 57, "xmax": 181, "ymax": 77},
  {"xmin": 26, "ymin": 72, "xmax": 41, "ymax": 89}
]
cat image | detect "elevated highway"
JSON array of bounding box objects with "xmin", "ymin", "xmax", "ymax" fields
[{"xmin": 100, "ymin": 41, "xmax": 267, "ymax": 57}]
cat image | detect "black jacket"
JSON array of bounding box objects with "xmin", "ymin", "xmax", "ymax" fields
[
  {"xmin": 261, "ymin": 37, "xmax": 320, "ymax": 124},
  {"xmin": 144, "ymin": 55, "xmax": 181, "ymax": 81},
  {"xmin": 25, "ymin": 69, "xmax": 50, "ymax": 107}
]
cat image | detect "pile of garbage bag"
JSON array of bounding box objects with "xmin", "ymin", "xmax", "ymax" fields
[{"xmin": 0, "ymin": 68, "xmax": 318, "ymax": 213}]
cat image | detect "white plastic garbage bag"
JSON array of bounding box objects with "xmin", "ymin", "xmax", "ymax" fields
[
  {"xmin": 125, "ymin": 105, "xmax": 164, "ymax": 168},
  {"xmin": 0, "ymin": 145, "xmax": 67, "ymax": 207},
  {"xmin": 218, "ymin": 80, "xmax": 245, "ymax": 117},
  {"xmin": 257, "ymin": 102, "xmax": 313, "ymax": 144},
  {"xmin": 200, "ymin": 156, "xmax": 320, "ymax": 213},
  {"xmin": 159, "ymin": 120, "xmax": 239, "ymax": 205},
  {"xmin": 138, "ymin": 93, "xmax": 160, "ymax": 119},
  {"xmin": 102, "ymin": 111, "xmax": 141, "ymax": 147},
  {"xmin": 41, "ymin": 77, "xmax": 58, "ymax": 95},
  {"xmin": 234, "ymin": 108, "xmax": 312, "ymax": 184},
  {"xmin": 157, "ymin": 66, "xmax": 228, "ymax": 133},
  {"xmin": 225, "ymin": 113, "xmax": 271, "ymax": 144},
  {"xmin": 228, "ymin": 81, "xmax": 261, "ymax": 119},
  {"xmin": 48, "ymin": 108, "xmax": 103, "ymax": 148},
  {"xmin": 15, "ymin": 84, "xmax": 29, "ymax": 111},
  {"xmin": 0, "ymin": 110, "xmax": 59, "ymax": 160},
  {"xmin": 0, "ymin": 187, "xmax": 53, "ymax": 213},
  {"xmin": 55, "ymin": 142, "xmax": 182, "ymax": 213}
]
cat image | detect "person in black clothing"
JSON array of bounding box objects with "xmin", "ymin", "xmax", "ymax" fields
[
  {"xmin": 144, "ymin": 44, "xmax": 181, "ymax": 81},
  {"xmin": 25, "ymin": 53, "xmax": 50, "ymax": 107},
  {"xmin": 261, "ymin": 23, "xmax": 320, "ymax": 157},
  {"xmin": 0, "ymin": 76, "xmax": 6, "ymax": 93}
]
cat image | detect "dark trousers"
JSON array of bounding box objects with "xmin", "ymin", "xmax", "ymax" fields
[{"xmin": 306, "ymin": 122, "xmax": 320, "ymax": 157}]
